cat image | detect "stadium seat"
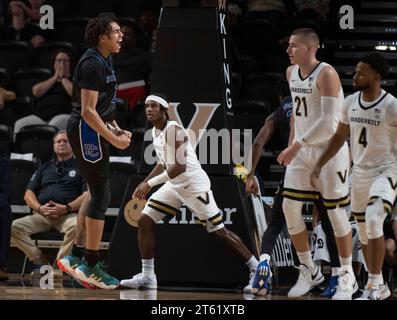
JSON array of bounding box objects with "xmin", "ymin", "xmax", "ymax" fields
[
  {"xmin": 43, "ymin": 0, "xmax": 73, "ymax": 20},
  {"xmin": 4, "ymin": 96, "xmax": 33, "ymax": 124},
  {"xmin": 0, "ymin": 124, "xmax": 12, "ymax": 157},
  {"xmin": 10, "ymin": 157, "xmax": 39, "ymax": 206},
  {"xmin": 237, "ymin": 18, "xmax": 275, "ymax": 57},
  {"xmin": 0, "ymin": 68, "xmax": 9, "ymax": 88},
  {"xmin": 244, "ymin": 72, "xmax": 284, "ymax": 111},
  {"xmin": 0, "ymin": 41, "xmax": 32, "ymax": 74},
  {"xmin": 55, "ymin": 18, "xmax": 90, "ymax": 45},
  {"xmin": 74, "ymin": 0, "xmax": 115, "ymax": 18},
  {"xmin": 117, "ymin": 0, "xmax": 154, "ymax": 19},
  {"xmin": 20, "ymin": 231, "xmax": 64, "ymax": 277},
  {"xmin": 12, "ymin": 68, "xmax": 52, "ymax": 97},
  {"xmin": 15, "ymin": 125, "xmax": 58, "ymax": 163}
]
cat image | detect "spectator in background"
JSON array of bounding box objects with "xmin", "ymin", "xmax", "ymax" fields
[
  {"xmin": 0, "ymin": 87, "xmax": 16, "ymax": 110},
  {"xmin": 295, "ymin": 0, "xmax": 330, "ymax": 34},
  {"xmin": 13, "ymin": 49, "xmax": 74, "ymax": 139},
  {"xmin": 228, "ymin": 3, "xmax": 243, "ymax": 27},
  {"xmin": 11, "ymin": 131, "xmax": 87, "ymax": 270},
  {"xmin": 0, "ymin": 0, "xmax": 7, "ymax": 30},
  {"xmin": 9, "ymin": 0, "xmax": 44, "ymax": 25},
  {"xmin": 227, "ymin": 3, "xmax": 244, "ymax": 65},
  {"xmin": 114, "ymin": 22, "xmax": 152, "ymax": 110},
  {"xmin": 3, "ymin": 2, "xmax": 45, "ymax": 47},
  {"xmin": 0, "ymin": 158, "xmax": 11, "ymax": 281},
  {"xmin": 138, "ymin": 5, "xmax": 158, "ymax": 50},
  {"xmin": 295, "ymin": 0, "xmax": 330, "ymax": 22},
  {"xmin": 0, "ymin": 86, "xmax": 16, "ymax": 131},
  {"xmin": 245, "ymin": 0, "xmax": 286, "ymax": 26}
]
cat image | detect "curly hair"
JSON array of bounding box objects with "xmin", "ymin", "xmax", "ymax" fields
[
  {"xmin": 360, "ymin": 52, "xmax": 390, "ymax": 79},
  {"xmin": 84, "ymin": 12, "xmax": 119, "ymax": 48}
]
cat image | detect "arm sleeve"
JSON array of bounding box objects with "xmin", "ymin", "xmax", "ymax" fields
[
  {"xmin": 386, "ymin": 99, "xmax": 397, "ymax": 127},
  {"xmin": 77, "ymin": 59, "xmax": 104, "ymax": 91},
  {"xmin": 297, "ymin": 96, "xmax": 339, "ymax": 146}
]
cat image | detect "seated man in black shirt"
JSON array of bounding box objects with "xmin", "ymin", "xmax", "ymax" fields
[{"xmin": 11, "ymin": 130, "xmax": 87, "ymax": 268}]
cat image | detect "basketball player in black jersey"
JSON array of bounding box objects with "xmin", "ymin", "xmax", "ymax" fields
[{"xmin": 58, "ymin": 12, "xmax": 131, "ymax": 289}]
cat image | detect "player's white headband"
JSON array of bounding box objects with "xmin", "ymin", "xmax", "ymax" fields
[{"xmin": 145, "ymin": 95, "xmax": 169, "ymax": 109}]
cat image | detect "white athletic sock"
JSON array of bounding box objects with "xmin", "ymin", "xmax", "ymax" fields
[
  {"xmin": 142, "ymin": 258, "xmax": 155, "ymax": 276},
  {"xmin": 339, "ymin": 255, "xmax": 352, "ymax": 267},
  {"xmin": 245, "ymin": 255, "xmax": 259, "ymax": 272},
  {"xmin": 331, "ymin": 267, "xmax": 340, "ymax": 277},
  {"xmin": 297, "ymin": 251, "xmax": 315, "ymax": 271},
  {"xmin": 368, "ymin": 273, "xmax": 383, "ymax": 288}
]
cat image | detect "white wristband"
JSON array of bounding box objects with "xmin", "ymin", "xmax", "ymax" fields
[{"xmin": 147, "ymin": 171, "xmax": 170, "ymax": 187}]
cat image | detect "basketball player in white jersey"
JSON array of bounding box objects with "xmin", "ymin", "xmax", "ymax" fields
[
  {"xmin": 120, "ymin": 94, "xmax": 258, "ymax": 290},
  {"xmin": 277, "ymin": 28, "xmax": 357, "ymax": 299},
  {"xmin": 312, "ymin": 52, "xmax": 397, "ymax": 300}
]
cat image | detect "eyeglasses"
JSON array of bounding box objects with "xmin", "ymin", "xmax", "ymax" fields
[{"xmin": 56, "ymin": 166, "xmax": 65, "ymax": 176}]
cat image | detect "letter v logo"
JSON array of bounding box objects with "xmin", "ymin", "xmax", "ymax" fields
[
  {"xmin": 388, "ymin": 177, "xmax": 397, "ymax": 190},
  {"xmin": 168, "ymin": 103, "xmax": 221, "ymax": 149},
  {"xmin": 337, "ymin": 170, "xmax": 347, "ymax": 183},
  {"xmin": 197, "ymin": 192, "xmax": 210, "ymax": 205}
]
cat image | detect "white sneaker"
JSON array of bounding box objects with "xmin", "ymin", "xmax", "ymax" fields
[
  {"xmin": 243, "ymin": 272, "xmax": 255, "ymax": 293},
  {"xmin": 120, "ymin": 273, "xmax": 157, "ymax": 289},
  {"xmin": 288, "ymin": 264, "xmax": 324, "ymax": 298},
  {"xmin": 355, "ymin": 283, "xmax": 391, "ymax": 300},
  {"xmin": 332, "ymin": 268, "xmax": 358, "ymax": 300}
]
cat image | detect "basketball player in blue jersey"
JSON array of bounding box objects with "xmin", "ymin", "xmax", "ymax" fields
[
  {"xmin": 277, "ymin": 28, "xmax": 357, "ymax": 299},
  {"xmin": 312, "ymin": 52, "xmax": 397, "ymax": 300},
  {"xmin": 58, "ymin": 13, "xmax": 131, "ymax": 289},
  {"xmin": 246, "ymin": 79, "xmax": 342, "ymax": 297},
  {"xmin": 120, "ymin": 94, "xmax": 259, "ymax": 290}
]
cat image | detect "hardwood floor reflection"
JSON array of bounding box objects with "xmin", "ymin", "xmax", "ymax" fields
[{"xmin": 0, "ymin": 274, "xmax": 396, "ymax": 300}]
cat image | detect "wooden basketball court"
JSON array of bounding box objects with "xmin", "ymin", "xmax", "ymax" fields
[{"xmin": 1, "ymin": 273, "xmax": 396, "ymax": 300}]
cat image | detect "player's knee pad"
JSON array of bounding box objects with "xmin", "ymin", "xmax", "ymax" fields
[
  {"xmin": 366, "ymin": 197, "xmax": 387, "ymax": 240},
  {"xmin": 327, "ymin": 206, "xmax": 351, "ymax": 237},
  {"xmin": 86, "ymin": 181, "xmax": 111, "ymax": 220},
  {"xmin": 356, "ymin": 221, "xmax": 368, "ymax": 245},
  {"xmin": 282, "ymin": 198, "xmax": 305, "ymax": 235}
]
